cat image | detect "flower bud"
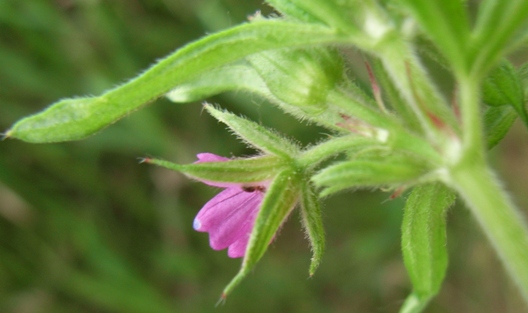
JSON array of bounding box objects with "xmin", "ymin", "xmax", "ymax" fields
[{"xmin": 247, "ymin": 48, "xmax": 344, "ymax": 114}]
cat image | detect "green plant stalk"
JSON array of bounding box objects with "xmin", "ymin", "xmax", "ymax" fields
[
  {"xmin": 449, "ymin": 73, "xmax": 528, "ymax": 303},
  {"xmin": 449, "ymin": 161, "xmax": 528, "ymax": 302},
  {"xmin": 457, "ymin": 77, "xmax": 486, "ymax": 160},
  {"xmin": 298, "ymin": 136, "xmax": 381, "ymax": 168}
]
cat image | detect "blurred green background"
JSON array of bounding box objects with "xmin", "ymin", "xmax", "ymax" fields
[{"xmin": 1, "ymin": 1, "xmax": 527, "ymax": 312}]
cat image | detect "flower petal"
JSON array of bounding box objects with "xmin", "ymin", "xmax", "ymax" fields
[
  {"xmin": 194, "ymin": 187, "xmax": 263, "ymax": 252},
  {"xmin": 228, "ymin": 234, "xmax": 251, "ymax": 258},
  {"xmin": 193, "ymin": 153, "xmax": 242, "ymax": 188},
  {"xmin": 195, "ymin": 153, "xmax": 230, "ymax": 163}
]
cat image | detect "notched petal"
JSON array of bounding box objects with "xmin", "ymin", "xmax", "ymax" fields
[{"xmin": 194, "ymin": 187, "xmax": 264, "ymax": 255}]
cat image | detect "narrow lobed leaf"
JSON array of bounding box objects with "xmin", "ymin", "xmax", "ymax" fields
[
  {"xmin": 482, "ymin": 60, "xmax": 524, "ymax": 108},
  {"xmin": 514, "ymin": 62, "xmax": 528, "ymax": 128},
  {"xmin": 484, "ymin": 106, "xmax": 518, "ymax": 149},
  {"xmin": 6, "ymin": 19, "xmax": 348, "ymax": 143}
]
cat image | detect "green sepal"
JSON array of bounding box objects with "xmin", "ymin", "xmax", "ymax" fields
[
  {"xmin": 6, "ymin": 19, "xmax": 348, "ymax": 143},
  {"xmin": 299, "ymin": 180, "xmax": 325, "ymax": 276},
  {"xmin": 204, "ymin": 105, "xmax": 300, "ymax": 158},
  {"xmin": 298, "ymin": 135, "xmax": 382, "ymax": 169},
  {"xmin": 400, "ymin": 183, "xmax": 455, "ymax": 313},
  {"xmin": 222, "ymin": 169, "xmax": 301, "ymax": 296},
  {"xmin": 312, "ymin": 153, "xmax": 430, "ymax": 197},
  {"xmin": 484, "ymin": 105, "xmax": 518, "ymax": 149},
  {"xmin": 145, "ymin": 155, "xmax": 285, "ymax": 184},
  {"xmin": 247, "ymin": 47, "xmax": 343, "ymax": 115}
]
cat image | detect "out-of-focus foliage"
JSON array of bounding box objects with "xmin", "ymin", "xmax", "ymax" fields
[{"xmin": 0, "ymin": 1, "xmax": 527, "ymax": 312}]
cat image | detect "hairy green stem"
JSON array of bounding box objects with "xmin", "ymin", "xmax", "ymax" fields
[
  {"xmin": 457, "ymin": 77, "xmax": 484, "ymax": 160},
  {"xmin": 448, "ymin": 161, "xmax": 528, "ymax": 302},
  {"xmin": 298, "ymin": 136, "xmax": 379, "ymax": 168},
  {"xmin": 451, "ymin": 70, "xmax": 528, "ymax": 303}
]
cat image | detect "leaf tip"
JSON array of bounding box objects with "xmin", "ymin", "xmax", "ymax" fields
[{"xmin": 308, "ymin": 263, "xmax": 319, "ymax": 278}]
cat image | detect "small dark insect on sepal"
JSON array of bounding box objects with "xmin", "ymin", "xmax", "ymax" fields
[{"xmin": 242, "ymin": 185, "xmax": 266, "ymax": 193}]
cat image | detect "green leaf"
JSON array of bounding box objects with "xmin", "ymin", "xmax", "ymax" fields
[
  {"xmin": 518, "ymin": 63, "xmax": 528, "ymax": 98},
  {"xmin": 482, "ymin": 60, "xmax": 524, "ymax": 108},
  {"xmin": 204, "ymin": 105, "xmax": 300, "ymax": 158},
  {"xmin": 398, "ymin": 0, "xmax": 469, "ymax": 73},
  {"xmin": 482, "ymin": 60, "xmax": 528, "ymax": 128},
  {"xmin": 484, "ymin": 105, "xmax": 518, "ymax": 149},
  {"xmin": 6, "ymin": 19, "xmax": 348, "ymax": 143},
  {"xmin": 144, "ymin": 155, "xmax": 285, "ymax": 184},
  {"xmin": 299, "ymin": 180, "xmax": 325, "ymax": 276},
  {"xmin": 400, "ymin": 183, "xmax": 455, "ymax": 313},
  {"xmin": 515, "ymin": 62, "xmax": 528, "ymax": 128},
  {"xmin": 222, "ymin": 168, "xmax": 301, "ymax": 297},
  {"xmin": 312, "ymin": 153, "xmax": 430, "ymax": 197}
]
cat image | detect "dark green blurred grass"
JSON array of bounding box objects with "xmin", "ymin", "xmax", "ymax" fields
[{"xmin": 1, "ymin": 1, "xmax": 527, "ymax": 312}]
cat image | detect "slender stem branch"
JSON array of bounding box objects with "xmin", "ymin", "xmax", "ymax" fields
[{"xmin": 448, "ymin": 161, "xmax": 528, "ymax": 302}]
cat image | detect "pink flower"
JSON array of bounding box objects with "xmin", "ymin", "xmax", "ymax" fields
[{"xmin": 192, "ymin": 153, "xmax": 267, "ymax": 258}]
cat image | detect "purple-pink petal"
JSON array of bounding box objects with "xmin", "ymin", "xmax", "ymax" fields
[
  {"xmin": 195, "ymin": 153, "xmax": 230, "ymax": 163},
  {"xmin": 227, "ymin": 234, "xmax": 251, "ymax": 258},
  {"xmin": 194, "ymin": 187, "xmax": 263, "ymax": 255},
  {"xmin": 191, "ymin": 152, "xmax": 270, "ymax": 258},
  {"xmin": 192, "ymin": 153, "xmax": 241, "ymax": 188}
]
